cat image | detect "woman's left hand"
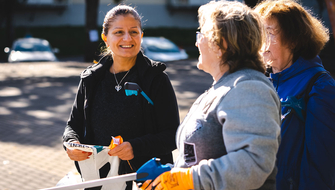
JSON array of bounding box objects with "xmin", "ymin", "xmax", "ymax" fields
[{"xmin": 108, "ymin": 141, "xmax": 134, "ymax": 160}]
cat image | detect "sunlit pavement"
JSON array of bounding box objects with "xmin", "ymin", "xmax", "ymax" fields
[{"xmin": 0, "ymin": 59, "xmax": 212, "ymax": 190}]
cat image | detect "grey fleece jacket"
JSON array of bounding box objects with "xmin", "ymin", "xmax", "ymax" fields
[{"xmin": 174, "ymin": 68, "xmax": 281, "ymax": 190}]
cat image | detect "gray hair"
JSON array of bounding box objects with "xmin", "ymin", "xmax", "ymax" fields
[{"xmin": 198, "ymin": 1, "xmax": 266, "ymax": 73}]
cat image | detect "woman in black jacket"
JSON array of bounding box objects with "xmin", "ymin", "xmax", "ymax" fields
[{"xmin": 63, "ymin": 5, "xmax": 179, "ymax": 190}]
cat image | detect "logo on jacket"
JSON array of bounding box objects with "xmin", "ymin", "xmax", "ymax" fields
[{"xmin": 184, "ymin": 142, "xmax": 197, "ymax": 166}]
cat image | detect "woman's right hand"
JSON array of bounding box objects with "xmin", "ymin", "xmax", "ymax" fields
[{"xmin": 66, "ymin": 141, "xmax": 92, "ymax": 161}]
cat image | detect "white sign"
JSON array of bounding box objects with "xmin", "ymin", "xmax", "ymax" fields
[{"xmin": 89, "ymin": 30, "xmax": 99, "ymax": 42}]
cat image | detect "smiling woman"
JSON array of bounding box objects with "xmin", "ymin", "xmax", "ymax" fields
[
  {"xmin": 254, "ymin": 0, "xmax": 335, "ymax": 189},
  {"xmin": 62, "ymin": 4, "xmax": 179, "ymax": 190},
  {"xmin": 101, "ymin": 7, "xmax": 143, "ymax": 65}
]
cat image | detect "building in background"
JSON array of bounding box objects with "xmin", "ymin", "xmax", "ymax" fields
[
  {"xmin": 0, "ymin": 0, "xmax": 333, "ymax": 64},
  {"xmin": 6, "ymin": 0, "xmax": 331, "ymax": 29},
  {"xmin": 10, "ymin": 0, "xmax": 207, "ymax": 28}
]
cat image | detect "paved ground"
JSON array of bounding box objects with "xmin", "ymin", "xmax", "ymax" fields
[{"xmin": 0, "ymin": 59, "xmax": 213, "ymax": 190}]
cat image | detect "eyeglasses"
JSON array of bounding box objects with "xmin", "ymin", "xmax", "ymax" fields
[{"xmin": 196, "ymin": 32, "xmax": 204, "ymax": 43}]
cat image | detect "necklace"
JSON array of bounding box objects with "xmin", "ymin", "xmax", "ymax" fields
[{"xmin": 112, "ymin": 67, "xmax": 130, "ymax": 92}]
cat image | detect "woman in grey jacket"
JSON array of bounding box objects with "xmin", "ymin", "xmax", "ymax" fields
[{"xmin": 140, "ymin": 1, "xmax": 281, "ymax": 190}]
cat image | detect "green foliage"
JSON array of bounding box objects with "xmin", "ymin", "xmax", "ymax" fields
[
  {"xmin": 1, "ymin": 26, "xmax": 87, "ymax": 56},
  {"xmin": 1, "ymin": 25, "xmax": 333, "ymax": 68}
]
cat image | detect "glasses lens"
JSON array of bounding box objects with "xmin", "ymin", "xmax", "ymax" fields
[{"xmin": 196, "ymin": 32, "xmax": 202, "ymax": 43}]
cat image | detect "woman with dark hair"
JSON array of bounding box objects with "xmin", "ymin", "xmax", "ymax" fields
[
  {"xmin": 255, "ymin": 0, "xmax": 335, "ymax": 189},
  {"xmin": 63, "ymin": 5, "xmax": 179, "ymax": 190},
  {"xmin": 140, "ymin": 1, "xmax": 281, "ymax": 189}
]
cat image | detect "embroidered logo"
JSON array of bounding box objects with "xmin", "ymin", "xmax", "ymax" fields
[{"xmin": 184, "ymin": 142, "xmax": 197, "ymax": 166}]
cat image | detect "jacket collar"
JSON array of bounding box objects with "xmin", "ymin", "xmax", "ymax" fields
[
  {"xmin": 80, "ymin": 51, "xmax": 166, "ymax": 92},
  {"xmin": 135, "ymin": 51, "xmax": 166, "ymax": 79},
  {"xmin": 270, "ymin": 56, "xmax": 324, "ymax": 83}
]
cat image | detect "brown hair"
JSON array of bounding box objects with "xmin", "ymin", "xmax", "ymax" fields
[
  {"xmin": 254, "ymin": 0, "xmax": 329, "ymax": 60},
  {"xmin": 198, "ymin": 1, "xmax": 266, "ymax": 73},
  {"xmin": 102, "ymin": 5, "xmax": 142, "ymax": 36}
]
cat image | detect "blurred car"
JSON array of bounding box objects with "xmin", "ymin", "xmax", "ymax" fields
[
  {"xmin": 4, "ymin": 37, "xmax": 58, "ymax": 63},
  {"xmin": 141, "ymin": 37, "xmax": 188, "ymax": 62}
]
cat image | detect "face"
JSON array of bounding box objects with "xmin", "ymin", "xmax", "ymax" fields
[
  {"xmin": 104, "ymin": 14, "xmax": 142, "ymax": 60},
  {"xmin": 196, "ymin": 21, "xmax": 223, "ymax": 73},
  {"xmin": 262, "ymin": 18, "xmax": 293, "ymax": 73}
]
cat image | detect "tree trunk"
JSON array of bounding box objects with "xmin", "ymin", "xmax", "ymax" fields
[
  {"xmin": 0, "ymin": 0, "xmax": 15, "ymax": 62},
  {"xmin": 84, "ymin": 0, "xmax": 100, "ymax": 62}
]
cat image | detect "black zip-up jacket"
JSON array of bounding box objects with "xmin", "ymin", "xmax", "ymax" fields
[{"xmin": 63, "ymin": 52, "xmax": 179, "ymax": 175}]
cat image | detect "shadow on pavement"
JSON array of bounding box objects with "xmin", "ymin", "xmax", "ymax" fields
[
  {"xmin": 0, "ymin": 60, "xmax": 213, "ymax": 189},
  {"xmin": 0, "ymin": 76, "xmax": 80, "ymax": 147}
]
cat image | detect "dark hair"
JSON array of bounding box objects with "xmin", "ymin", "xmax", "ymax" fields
[
  {"xmin": 101, "ymin": 5, "xmax": 142, "ymax": 56},
  {"xmin": 102, "ymin": 5, "xmax": 142, "ymax": 36},
  {"xmin": 255, "ymin": 0, "xmax": 329, "ymax": 60},
  {"xmin": 198, "ymin": 1, "xmax": 266, "ymax": 73}
]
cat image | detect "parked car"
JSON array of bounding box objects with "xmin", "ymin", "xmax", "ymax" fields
[
  {"xmin": 141, "ymin": 37, "xmax": 188, "ymax": 62},
  {"xmin": 4, "ymin": 37, "xmax": 58, "ymax": 63}
]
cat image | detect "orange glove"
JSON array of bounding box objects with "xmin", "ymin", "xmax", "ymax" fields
[
  {"xmin": 140, "ymin": 168, "xmax": 194, "ymax": 190},
  {"xmin": 138, "ymin": 180, "xmax": 153, "ymax": 190},
  {"xmin": 108, "ymin": 135, "xmax": 123, "ymax": 150}
]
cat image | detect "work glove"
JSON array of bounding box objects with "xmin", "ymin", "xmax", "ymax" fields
[{"xmin": 139, "ymin": 167, "xmax": 194, "ymax": 190}]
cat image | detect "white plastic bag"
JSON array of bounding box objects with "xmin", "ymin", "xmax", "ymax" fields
[{"xmin": 64, "ymin": 142, "xmax": 126, "ymax": 190}]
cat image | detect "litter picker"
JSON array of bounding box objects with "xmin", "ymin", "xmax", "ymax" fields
[
  {"xmin": 124, "ymin": 82, "xmax": 154, "ymax": 105},
  {"xmin": 41, "ymin": 157, "xmax": 171, "ymax": 190}
]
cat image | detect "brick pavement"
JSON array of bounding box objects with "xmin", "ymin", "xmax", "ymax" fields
[
  {"xmin": 0, "ymin": 62, "xmax": 91, "ymax": 190},
  {"xmin": 0, "ymin": 60, "xmax": 212, "ymax": 190}
]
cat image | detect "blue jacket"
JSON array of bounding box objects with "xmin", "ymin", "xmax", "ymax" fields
[{"xmin": 271, "ymin": 56, "xmax": 335, "ymax": 190}]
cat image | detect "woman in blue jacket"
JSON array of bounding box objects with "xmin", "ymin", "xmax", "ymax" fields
[{"xmin": 255, "ymin": 0, "xmax": 335, "ymax": 189}]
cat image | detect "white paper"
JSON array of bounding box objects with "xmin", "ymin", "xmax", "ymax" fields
[{"xmin": 89, "ymin": 30, "xmax": 99, "ymax": 42}]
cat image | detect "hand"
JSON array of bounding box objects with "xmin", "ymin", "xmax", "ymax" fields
[
  {"xmin": 66, "ymin": 141, "xmax": 92, "ymax": 161},
  {"xmin": 140, "ymin": 168, "xmax": 194, "ymax": 190},
  {"xmin": 108, "ymin": 141, "xmax": 134, "ymax": 160}
]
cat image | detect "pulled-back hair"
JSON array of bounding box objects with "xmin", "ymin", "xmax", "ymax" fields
[
  {"xmin": 101, "ymin": 5, "xmax": 142, "ymax": 56},
  {"xmin": 254, "ymin": 0, "xmax": 329, "ymax": 60},
  {"xmin": 102, "ymin": 5, "xmax": 142, "ymax": 36},
  {"xmin": 198, "ymin": 1, "xmax": 266, "ymax": 73}
]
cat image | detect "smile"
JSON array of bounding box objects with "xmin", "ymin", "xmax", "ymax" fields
[{"xmin": 120, "ymin": 45, "xmax": 134, "ymax": 48}]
